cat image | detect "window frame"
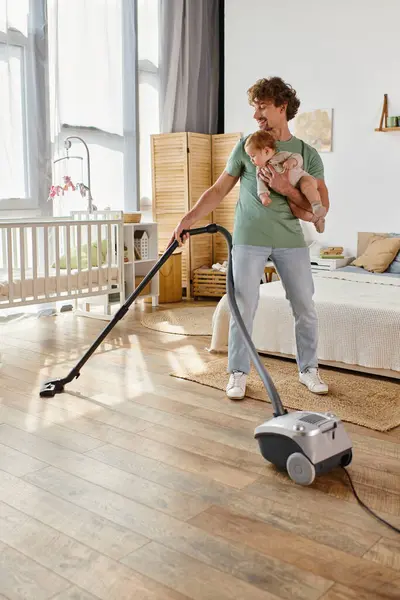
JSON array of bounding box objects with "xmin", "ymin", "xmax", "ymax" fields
[
  {"xmin": 0, "ymin": 27, "xmax": 31, "ymax": 208},
  {"xmin": 0, "ymin": 1, "xmax": 49, "ymax": 213}
]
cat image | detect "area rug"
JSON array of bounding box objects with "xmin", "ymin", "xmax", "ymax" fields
[
  {"xmin": 171, "ymin": 356, "xmax": 400, "ymax": 431},
  {"xmin": 141, "ymin": 306, "xmax": 214, "ymax": 336}
]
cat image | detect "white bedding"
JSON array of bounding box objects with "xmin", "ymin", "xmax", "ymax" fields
[
  {"xmin": 0, "ymin": 266, "xmax": 119, "ymax": 300},
  {"xmin": 210, "ymin": 269, "xmax": 400, "ymax": 373}
]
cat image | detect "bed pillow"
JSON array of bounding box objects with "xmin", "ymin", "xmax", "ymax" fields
[
  {"xmin": 387, "ymin": 233, "xmax": 400, "ymax": 274},
  {"xmin": 352, "ymin": 235, "xmax": 400, "ymax": 273}
]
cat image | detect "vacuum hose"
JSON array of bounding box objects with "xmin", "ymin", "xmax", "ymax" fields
[
  {"xmin": 40, "ymin": 222, "xmax": 287, "ymax": 417},
  {"xmin": 182, "ymin": 224, "xmax": 287, "ymax": 417}
]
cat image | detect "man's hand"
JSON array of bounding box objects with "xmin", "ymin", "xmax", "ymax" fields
[
  {"xmin": 167, "ymin": 214, "xmax": 194, "ymax": 249},
  {"xmin": 259, "ymin": 164, "xmax": 292, "ymax": 196}
]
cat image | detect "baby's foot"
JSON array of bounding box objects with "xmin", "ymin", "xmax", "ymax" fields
[
  {"xmin": 311, "ymin": 203, "xmax": 326, "ymax": 218},
  {"xmin": 314, "ymin": 217, "xmax": 325, "ymax": 233},
  {"xmin": 260, "ymin": 192, "xmax": 272, "ymax": 206}
]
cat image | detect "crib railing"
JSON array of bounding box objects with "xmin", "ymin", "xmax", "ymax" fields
[{"xmin": 0, "ymin": 212, "xmax": 124, "ymax": 308}]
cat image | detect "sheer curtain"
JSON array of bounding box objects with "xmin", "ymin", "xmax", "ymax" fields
[
  {"xmin": 48, "ymin": 0, "xmax": 139, "ymax": 214},
  {"xmin": 0, "ymin": 0, "xmax": 50, "ymax": 214},
  {"xmin": 138, "ymin": 0, "xmax": 160, "ymax": 213}
]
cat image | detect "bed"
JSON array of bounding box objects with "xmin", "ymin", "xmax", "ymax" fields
[
  {"xmin": 209, "ymin": 232, "xmax": 400, "ymax": 379},
  {"xmin": 0, "ymin": 211, "xmax": 125, "ymax": 315}
]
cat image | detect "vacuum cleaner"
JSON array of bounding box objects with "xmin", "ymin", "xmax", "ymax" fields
[{"xmin": 38, "ymin": 225, "xmax": 399, "ymax": 531}]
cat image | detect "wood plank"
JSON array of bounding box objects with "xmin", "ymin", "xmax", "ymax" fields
[
  {"xmin": 0, "ymin": 442, "xmax": 47, "ymax": 477},
  {"xmin": 0, "ymin": 425, "xmax": 209, "ymax": 521},
  {"xmin": 0, "ymin": 540, "xmax": 69, "ymax": 600},
  {"xmin": 0, "ymin": 469, "xmax": 148, "ymax": 560},
  {"xmin": 122, "ymin": 542, "xmax": 283, "ymax": 600},
  {"xmin": 0, "ymin": 405, "xmax": 105, "ymax": 454},
  {"xmin": 139, "ymin": 424, "xmax": 267, "ymax": 475},
  {"xmin": 51, "ymin": 587, "xmax": 99, "ymax": 600},
  {"xmin": 37, "ymin": 393, "xmax": 170, "ymax": 435},
  {"xmin": 363, "ymin": 537, "xmax": 400, "ymax": 571},
  {"xmin": 52, "ymin": 583, "xmax": 188, "ymax": 600},
  {"xmin": 320, "ymin": 583, "xmax": 396, "ymax": 599},
  {"xmin": 0, "ymin": 501, "xmax": 185, "ymax": 600},
  {"xmin": 291, "ymin": 467, "xmax": 400, "ymax": 517},
  {"xmin": 25, "ymin": 467, "xmax": 332, "ymax": 600},
  {"xmin": 189, "ymin": 505, "xmax": 400, "ymax": 597},
  {"xmin": 243, "ymin": 472, "xmax": 400, "ymax": 540},
  {"xmin": 149, "ymin": 412, "xmax": 257, "ymax": 453},
  {"xmin": 220, "ymin": 488, "xmax": 380, "ymax": 557},
  {"xmin": 86, "ymin": 443, "xmax": 235, "ymax": 505},
  {"xmin": 93, "ymin": 429, "xmax": 258, "ymax": 489}
]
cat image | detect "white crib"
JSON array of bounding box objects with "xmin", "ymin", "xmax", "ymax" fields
[{"xmin": 0, "ymin": 211, "xmax": 125, "ymax": 316}]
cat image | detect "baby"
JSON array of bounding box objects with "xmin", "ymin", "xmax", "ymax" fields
[{"xmin": 244, "ymin": 130, "xmax": 326, "ymax": 233}]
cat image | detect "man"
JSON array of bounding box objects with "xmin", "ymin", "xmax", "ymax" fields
[{"xmin": 169, "ymin": 76, "xmax": 329, "ymax": 400}]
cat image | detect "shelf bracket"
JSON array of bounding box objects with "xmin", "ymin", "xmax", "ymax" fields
[{"xmin": 378, "ymin": 93, "xmax": 388, "ymax": 131}]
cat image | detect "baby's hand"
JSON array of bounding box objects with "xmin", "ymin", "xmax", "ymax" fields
[{"xmin": 283, "ymin": 157, "xmax": 298, "ymax": 170}]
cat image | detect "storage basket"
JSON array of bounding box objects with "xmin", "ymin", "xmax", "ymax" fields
[{"xmin": 193, "ymin": 268, "xmax": 226, "ymax": 298}]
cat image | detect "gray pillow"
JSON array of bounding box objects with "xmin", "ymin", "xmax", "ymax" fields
[{"xmin": 387, "ymin": 233, "xmax": 400, "ymax": 274}]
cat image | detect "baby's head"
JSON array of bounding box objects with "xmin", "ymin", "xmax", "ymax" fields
[{"xmin": 244, "ymin": 130, "xmax": 276, "ymax": 167}]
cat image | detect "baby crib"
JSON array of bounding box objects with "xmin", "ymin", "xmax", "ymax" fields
[{"xmin": 0, "ymin": 211, "xmax": 125, "ymax": 316}]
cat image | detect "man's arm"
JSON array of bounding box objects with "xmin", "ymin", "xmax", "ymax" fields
[
  {"xmin": 289, "ymin": 179, "xmax": 329, "ymax": 221},
  {"xmin": 261, "ymin": 147, "xmax": 329, "ymax": 214},
  {"xmin": 190, "ymin": 171, "xmax": 239, "ymax": 221},
  {"xmin": 169, "ymin": 171, "xmax": 239, "ymax": 246},
  {"xmin": 169, "ymin": 137, "xmax": 244, "ymax": 246},
  {"xmin": 260, "ymin": 167, "xmax": 311, "ymax": 211}
]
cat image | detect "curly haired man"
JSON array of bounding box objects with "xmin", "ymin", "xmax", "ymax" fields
[{"xmin": 169, "ymin": 77, "xmax": 330, "ymax": 398}]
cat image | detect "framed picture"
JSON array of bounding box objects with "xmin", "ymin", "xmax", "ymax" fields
[{"xmin": 292, "ymin": 108, "xmax": 333, "ymax": 152}]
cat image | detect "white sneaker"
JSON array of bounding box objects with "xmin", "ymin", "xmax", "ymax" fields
[
  {"xmin": 299, "ymin": 368, "xmax": 328, "ymax": 394},
  {"xmin": 226, "ymin": 370, "xmax": 247, "ymax": 400}
]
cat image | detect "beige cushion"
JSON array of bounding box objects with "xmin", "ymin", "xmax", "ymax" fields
[{"xmin": 352, "ymin": 235, "xmax": 400, "ymax": 272}]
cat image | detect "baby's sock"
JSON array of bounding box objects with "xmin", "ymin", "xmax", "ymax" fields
[
  {"xmin": 314, "ymin": 217, "xmax": 325, "ymax": 233},
  {"xmin": 311, "ymin": 202, "xmax": 326, "ymax": 218}
]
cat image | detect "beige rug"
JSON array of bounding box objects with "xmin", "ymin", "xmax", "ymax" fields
[
  {"xmin": 141, "ymin": 306, "xmax": 214, "ymax": 336},
  {"xmin": 171, "ymin": 356, "xmax": 400, "ymax": 431}
]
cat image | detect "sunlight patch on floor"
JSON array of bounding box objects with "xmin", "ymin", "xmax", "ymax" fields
[{"xmin": 167, "ymin": 343, "xmax": 207, "ymax": 376}]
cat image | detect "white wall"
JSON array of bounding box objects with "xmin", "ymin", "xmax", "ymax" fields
[{"xmin": 225, "ymin": 0, "xmax": 400, "ymax": 255}]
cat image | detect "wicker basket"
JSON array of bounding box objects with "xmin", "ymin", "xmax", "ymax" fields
[
  {"xmin": 123, "ymin": 212, "xmax": 142, "ymax": 223},
  {"xmin": 193, "ymin": 268, "xmax": 226, "ymax": 298}
]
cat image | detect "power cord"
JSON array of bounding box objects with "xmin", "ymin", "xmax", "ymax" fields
[{"xmin": 341, "ymin": 467, "xmax": 400, "ymax": 534}]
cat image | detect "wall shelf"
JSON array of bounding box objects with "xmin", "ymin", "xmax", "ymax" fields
[
  {"xmin": 375, "ymin": 127, "xmax": 400, "ymax": 132},
  {"xmin": 376, "ymin": 94, "xmax": 400, "ymax": 131}
]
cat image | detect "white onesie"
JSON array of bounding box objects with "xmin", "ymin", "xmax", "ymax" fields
[{"xmin": 257, "ymin": 151, "xmax": 312, "ymax": 197}]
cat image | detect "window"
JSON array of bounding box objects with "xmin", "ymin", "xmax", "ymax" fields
[
  {"xmin": 0, "ymin": 1, "xmax": 30, "ymax": 205},
  {"xmin": 47, "ymin": 0, "xmax": 125, "ymax": 214},
  {"xmin": 0, "ymin": 42, "xmax": 28, "ymax": 200}
]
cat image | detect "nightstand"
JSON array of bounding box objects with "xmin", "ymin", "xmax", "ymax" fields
[
  {"xmin": 264, "ymin": 260, "xmax": 278, "ymax": 282},
  {"xmin": 310, "ymin": 256, "xmax": 352, "ymax": 272}
]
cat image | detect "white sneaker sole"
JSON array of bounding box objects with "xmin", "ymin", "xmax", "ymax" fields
[
  {"xmin": 226, "ymin": 389, "xmax": 246, "ymax": 401},
  {"xmin": 299, "ymin": 379, "xmax": 329, "ymax": 395}
]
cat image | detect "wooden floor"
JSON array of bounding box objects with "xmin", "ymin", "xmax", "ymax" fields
[{"xmin": 0, "ymin": 300, "xmax": 399, "ymax": 600}]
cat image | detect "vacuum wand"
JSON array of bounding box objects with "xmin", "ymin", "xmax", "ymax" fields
[{"xmin": 39, "ymin": 223, "xmax": 287, "ymax": 417}]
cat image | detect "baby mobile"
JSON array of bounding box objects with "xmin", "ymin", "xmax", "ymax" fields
[
  {"xmin": 48, "ymin": 176, "xmax": 90, "ymax": 201},
  {"xmin": 48, "ymin": 136, "xmax": 96, "ymax": 213}
]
